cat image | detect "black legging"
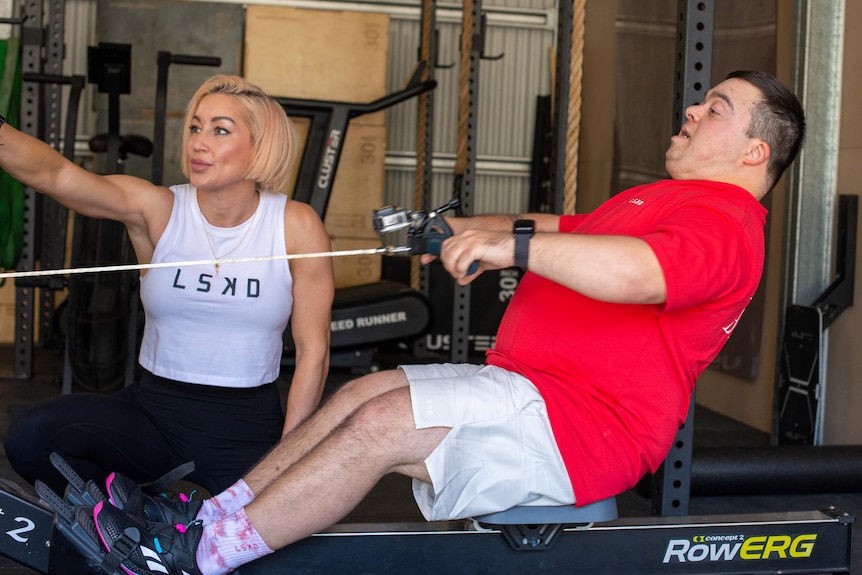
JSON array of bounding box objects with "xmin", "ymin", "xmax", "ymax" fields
[{"xmin": 4, "ymin": 369, "xmax": 284, "ymax": 495}]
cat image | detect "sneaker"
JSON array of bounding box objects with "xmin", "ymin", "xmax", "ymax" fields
[
  {"xmin": 78, "ymin": 500, "xmax": 203, "ymax": 575},
  {"xmin": 106, "ymin": 467, "xmax": 204, "ymax": 526}
]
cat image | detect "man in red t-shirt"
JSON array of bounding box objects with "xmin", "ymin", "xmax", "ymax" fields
[
  {"xmin": 73, "ymin": 71, "xmax": 806, "ymax": 575},
  {"xmin": 488, "ymin": 179, "xmax": 767, "ymax": 505}
]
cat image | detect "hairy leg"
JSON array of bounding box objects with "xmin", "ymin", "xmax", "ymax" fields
[
  {"xmin": 243, "ymin": 368, "xmax": 411, "ymax": 494},
  {"xmin": 245, "ymin": 386, "xmax": 448, "ymax": 549}
]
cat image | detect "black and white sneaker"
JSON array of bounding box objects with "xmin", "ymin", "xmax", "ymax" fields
[{"xmin": 80, "ymin": 500, "xmax": 204, "ymax": 575}]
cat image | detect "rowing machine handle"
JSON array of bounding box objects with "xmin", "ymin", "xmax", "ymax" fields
[{"xmin": 411, "ymin": 225, "xmax": 479, "ymax": 275}]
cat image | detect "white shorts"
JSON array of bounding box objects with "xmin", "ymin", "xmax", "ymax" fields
[{"xmin": 401, "ymin": 363, "xmax": 575, "ymax": 521}]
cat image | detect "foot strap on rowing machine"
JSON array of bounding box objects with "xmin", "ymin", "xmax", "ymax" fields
[{"xmin": 34, "ymin": 480, "xmax": 115, "ymax": 573}]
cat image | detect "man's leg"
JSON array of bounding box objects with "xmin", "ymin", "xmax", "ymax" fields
[
  {"xmin": 181, "ymin": 369, "xmax": 413, "ymax": 527},
  {"xmin": 243, "ymin": 368, "xmax": 413, "ymax": 495},
  {"xmin": 243, "ymin": 384, "xmax": 448, "ymax": 550},
  {"xmin": 81, "ymin": 375, "xmax": 446, "ymax": 575},
  {"xmin": 82, "ymin": 364, "xmax": 573, "ymax": 574}
]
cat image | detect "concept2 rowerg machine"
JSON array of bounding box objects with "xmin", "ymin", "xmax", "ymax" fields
[{"xmin": 0, "ymin": 456, "xmax": 853, "ymax": 574}]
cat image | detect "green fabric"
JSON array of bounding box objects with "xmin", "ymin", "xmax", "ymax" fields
[{"xmin": 0, "ymin": 37, "xmax": 24, "ymax": 279}]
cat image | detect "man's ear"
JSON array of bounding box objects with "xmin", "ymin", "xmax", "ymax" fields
[{"xmin": 744, "ymin": 139, "xmax": 770, "ymax": 167}]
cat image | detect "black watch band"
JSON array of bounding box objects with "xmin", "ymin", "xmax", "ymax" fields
[{"xmin": 513, "ymin": 219, "xmax": 534, "ymax": 268}]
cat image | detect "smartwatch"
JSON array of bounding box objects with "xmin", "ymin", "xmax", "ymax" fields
[{"xmin": 513, "ymin": 219, "xmax": 534, "ymax": 268}]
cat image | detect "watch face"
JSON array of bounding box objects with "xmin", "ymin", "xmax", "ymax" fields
[{"xmin": 514, "ymin": 219, "xmax": 535, "ymax": 234}]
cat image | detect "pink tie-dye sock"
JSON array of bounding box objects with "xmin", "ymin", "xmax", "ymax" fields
[
  {"xmin": 197, "ymin": 479, "xmax": 256, "ymax": 524},
  {"xmin": 196, "ymin": 507, "xmax": 272, "ymax": 574}
]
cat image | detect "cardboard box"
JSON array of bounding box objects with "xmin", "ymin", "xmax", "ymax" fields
[
  {"xmin": 244, "ymin": 6, "xmax": 389, "ymax": 126},
  {"xmin": 245, "ymin": 6, "xmax": 390, "ymax": 241},
  {"xmin": 283, "ymin": 120, "xmax": 386, "ymax": 240},
  {"xmin": 330, "ymin": 236, "xmax": 382, "ymax": 288}
]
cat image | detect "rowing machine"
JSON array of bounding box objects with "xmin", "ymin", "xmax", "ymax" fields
[{"xmin": 0, "ymin": 475, "xmax": 853, "ymax": 574}]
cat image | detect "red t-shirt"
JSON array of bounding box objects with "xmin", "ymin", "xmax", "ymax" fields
[{"xmin": 486, "ymin": 179, "xmax": 767, "ymax": 505}]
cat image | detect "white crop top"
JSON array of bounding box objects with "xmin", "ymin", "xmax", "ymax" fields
[{"xmin": 138, "ymin": 184, "xmax": 294, "ymax": 387}]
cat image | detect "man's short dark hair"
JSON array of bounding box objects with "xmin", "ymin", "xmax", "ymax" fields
[{"xmin": 726, "ymin": 70, "xmax": 806, "ymax": 190}]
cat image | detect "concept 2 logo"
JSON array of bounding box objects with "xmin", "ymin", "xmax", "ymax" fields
[{"xmin": 663, "ymin": 533, "xmax": 817, "ymax": 563}]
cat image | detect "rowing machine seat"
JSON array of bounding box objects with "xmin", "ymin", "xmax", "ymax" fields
[
  {"xmin": 473, "ymin": 497, "xmax": 618, "ymax": 551},
  {"xmin": 474, "ymin": 496, "xmax": 618, "ymax": 526}
]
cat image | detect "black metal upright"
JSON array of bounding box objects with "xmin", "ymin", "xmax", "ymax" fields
[
  {"xmin": 651, "ymin": 0, "xmax": 714, "ymax": 518},
  {"xmin": 34, "ymin": 2, "xmax": 70, "ymax": 350},
  {"xmin": 14, "ymin": 0, "xmax": 67, "ymax": 378},
  {"xmin": 413, "ymin": 0, "xmax": 438, "ymax": 357},
  {"xmin": 551, "ymin": 0, "xmax": 574, "ymax": 215},
  {"xmin": 152, "ymin": 52, "xmax": 221, "ymax": 186},
  {"xmin": 449, "ymin": 0, "xmax": 485, "ymax": 363},
  {"xmin": 17, "ymin": 72, "xmax": 85, "ymax": 350}
]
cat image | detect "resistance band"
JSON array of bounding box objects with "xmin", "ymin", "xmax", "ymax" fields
[{"xmin": 0, "ymin": 246, "xmax": 411, "ymax": 280}]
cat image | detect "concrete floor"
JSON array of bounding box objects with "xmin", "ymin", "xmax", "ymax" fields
[{"xmin": 1, "ymin": 343, "xmax": 860, "ymax": 573}]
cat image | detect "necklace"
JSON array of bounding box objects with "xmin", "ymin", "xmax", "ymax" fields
[{"xmin": 198, "ymin": 200, "xmax": 258, "ymax": 275}]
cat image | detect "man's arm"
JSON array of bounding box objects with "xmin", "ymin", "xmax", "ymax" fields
[
  {"xmin": 528, "ymin": 233, "xmax": 666, "ymax": 304},
  {"xmin": 427, "ymin": 213, "xmax": 666, "ymax": 305},
  {"xmin": 444, "ymin": 213, "xmax": 562, "ymax": 234}
]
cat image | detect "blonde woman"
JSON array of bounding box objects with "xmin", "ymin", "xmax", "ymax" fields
[{"xmin": 1, "ymin": 75, "xmax": 333, "ymax": 496}]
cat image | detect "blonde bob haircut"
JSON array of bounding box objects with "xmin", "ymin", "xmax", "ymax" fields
[{"xmin": 181, "ymin": 75, "xmax": 296, "ymax": 194}]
